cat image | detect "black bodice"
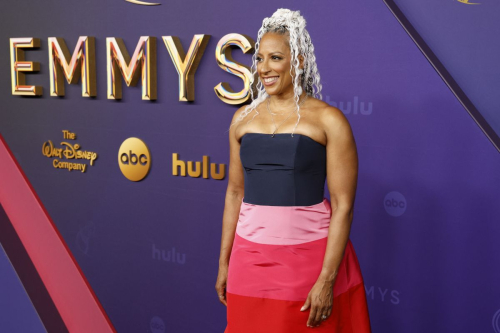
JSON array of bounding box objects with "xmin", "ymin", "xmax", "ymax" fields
[{"xmin": 239, "ymin": 133, "xmax": 327, "ymax": 206}]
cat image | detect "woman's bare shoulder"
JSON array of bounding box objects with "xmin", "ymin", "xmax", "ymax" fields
[
  {"xmin": 233, "ymin": 104, "xmax": 249, "ymax": 118},
  {"xmin": 305, "ymin": 97, "xmax": 346, "ymax": 129}
]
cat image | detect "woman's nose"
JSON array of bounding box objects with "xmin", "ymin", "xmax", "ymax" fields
[{"xmin": 259, "ymin": 59, "xmax": 270, "ymax": 73}]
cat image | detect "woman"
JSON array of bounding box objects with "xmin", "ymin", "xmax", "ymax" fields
[{"xmin": 216, "ymin": 8, "xmax": 371, "ymax": 332}]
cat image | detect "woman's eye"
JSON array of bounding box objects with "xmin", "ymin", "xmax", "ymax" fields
[{"xmin": 256, "ymin": 56, "xmax": 281, "ymax": 62}]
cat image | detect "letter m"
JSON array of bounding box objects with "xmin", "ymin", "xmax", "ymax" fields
[
  {"xmin": 106, "ymin": 36, "xmax": 157, "ymax": 100},
  {"xmin": 48, "ymin": 37, "xmax": 96, "ymax": 97}
]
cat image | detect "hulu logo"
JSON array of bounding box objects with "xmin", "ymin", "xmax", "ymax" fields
[
  {"xmin": 325, "ymin": 96, "xmax": 373, "ymax": 115},
  {"xmin": 172, "ymin": 153, "xmax": 225, "ymax": 179},
  {"xmin": 152, "ymin": 243, "xmax": 186, "ymax": 264}
]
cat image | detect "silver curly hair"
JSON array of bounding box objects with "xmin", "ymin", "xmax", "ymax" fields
[{"xmin": 229, "ymin": 8, "xmax": 323, "ymax": 137}]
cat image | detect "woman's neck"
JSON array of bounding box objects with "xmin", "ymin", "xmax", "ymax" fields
[{"xmin": 268, "ymin": 91, "xmax": 307, "ymax": 111}]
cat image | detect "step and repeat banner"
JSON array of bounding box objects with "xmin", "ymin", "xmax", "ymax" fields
[{"xmin": 1, "ymin": 0, "xmax": 499, "ymax": 332}]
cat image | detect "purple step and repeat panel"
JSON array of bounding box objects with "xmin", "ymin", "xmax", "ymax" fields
[
  {"xmin": 0, "ymin": 244, "xmax": 45, "ymax": 333},
  {"xmin": 1, "ymin": 0, "xmax": 499, "ymax": 332}
]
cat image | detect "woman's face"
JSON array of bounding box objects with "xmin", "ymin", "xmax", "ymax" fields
[{"xmin": 256, "ymin": 32, "xmax": 298, "ymax": 96}]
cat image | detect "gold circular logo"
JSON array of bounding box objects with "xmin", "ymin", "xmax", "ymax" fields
[{"xmin": 118, "ymin": 137, "xmax": 151, "ymax": 181}]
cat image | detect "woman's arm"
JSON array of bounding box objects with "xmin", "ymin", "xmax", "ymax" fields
[
  {"xmin": 218, "ymin": 107, "xmax": 246, "ymax": 267},
  {"xmin": 320, "ymin": 105, "xmax": 358, "ymax": 282},
  {"xmin": 301, "ymin": 105, "xmax": 359, "ymax": 327}
]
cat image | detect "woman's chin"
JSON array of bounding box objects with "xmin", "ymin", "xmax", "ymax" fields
[{"xmin": 264, "ymin": 87, "xmax": 280, "ymax": 95}]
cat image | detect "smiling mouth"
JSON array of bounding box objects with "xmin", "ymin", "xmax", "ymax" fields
[
  {"xmin": 263, "ymin": 76, "xmax": 279, "ymax": 85},
  {"xmin": 125, "ymin": 0, "xmax": 161, "ymax": 5}
]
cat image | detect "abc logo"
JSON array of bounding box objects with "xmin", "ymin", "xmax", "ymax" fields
[
  {"xmin": 150, "ymin": 316, "xmax": 165, "ymax": 333},
  {"xmin": 118, "ymin": 137, "xmax": 151, "ymax": 181},
  {"xmin": 383, "ymin": 191, "xmax": 407, "ymax": 217}
]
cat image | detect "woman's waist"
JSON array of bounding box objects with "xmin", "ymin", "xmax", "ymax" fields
[{"xmin": 236, "ymin": 197, "xmax": 332, "ymax": 246}]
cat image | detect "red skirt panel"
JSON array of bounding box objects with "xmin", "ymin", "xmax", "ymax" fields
[{"xmin": 225, "ymin": 198, "xmax": 371, "ymax": 332}]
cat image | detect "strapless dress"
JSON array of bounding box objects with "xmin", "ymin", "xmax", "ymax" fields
[{"xmin": 225, "ymin": 133, "xmax": 371, "ymax": 333}]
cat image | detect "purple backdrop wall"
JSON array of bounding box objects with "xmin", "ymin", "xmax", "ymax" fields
[{"xmin": 1, "ymin": 0, "xmax": 499, "ymax": 332}]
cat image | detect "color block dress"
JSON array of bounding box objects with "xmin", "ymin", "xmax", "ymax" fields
[{"xmin": 225, "ymin": 133, "xmax": 371, "ymax": 333}]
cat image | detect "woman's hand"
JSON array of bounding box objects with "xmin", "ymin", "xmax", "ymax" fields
[
  {"xmin": 300, "ymin": 276, "xmax": 335, "ymax": 327},
  {"xmin": 215, "ymin": 263, "xmax": 229, "ymax": 306}
]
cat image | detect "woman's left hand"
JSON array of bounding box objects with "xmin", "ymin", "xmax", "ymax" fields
[{"xmin": 300, "ymin": 276, "xmax": 335, "ymax": 327}]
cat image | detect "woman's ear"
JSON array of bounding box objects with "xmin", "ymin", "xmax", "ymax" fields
[{"xmin": 298, "ymin": 54, "xmax": 305, "ymax": 70}]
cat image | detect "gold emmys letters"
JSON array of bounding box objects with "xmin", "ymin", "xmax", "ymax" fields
[
  {"xmin": 214, "ymin": 33, "xmax": 255, "ymax": 104},
  {"xmin": 11, "ymin": 34, "xmax": 253, "ymax": 104},
  {"xmin": 163, "ymin": 34, "xmax": 211, "ymax": 102},
  {"xmin": 107, "ymin": 36, "xmax": 157, "ymax": 100},
  {"xmin": 48, "ymin": 36, "xmax": 97, "ymax": 97},
  {"xmin": 10, "ymin": 38, "xmax": 42, "ymax": 96}
]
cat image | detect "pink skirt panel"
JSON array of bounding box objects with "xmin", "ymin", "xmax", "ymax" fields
[
  {"xmin": 227, "ymin": 232, "xmax": 364, "ymax": 302},
  {"xmin": 236, "ymin": 197, "xmax": 332, "ymax": 245}
]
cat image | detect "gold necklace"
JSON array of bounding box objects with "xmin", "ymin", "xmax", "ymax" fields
[{"xmin": 266, "ymin": 95, "xmax": 308, "ymax": 137}]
